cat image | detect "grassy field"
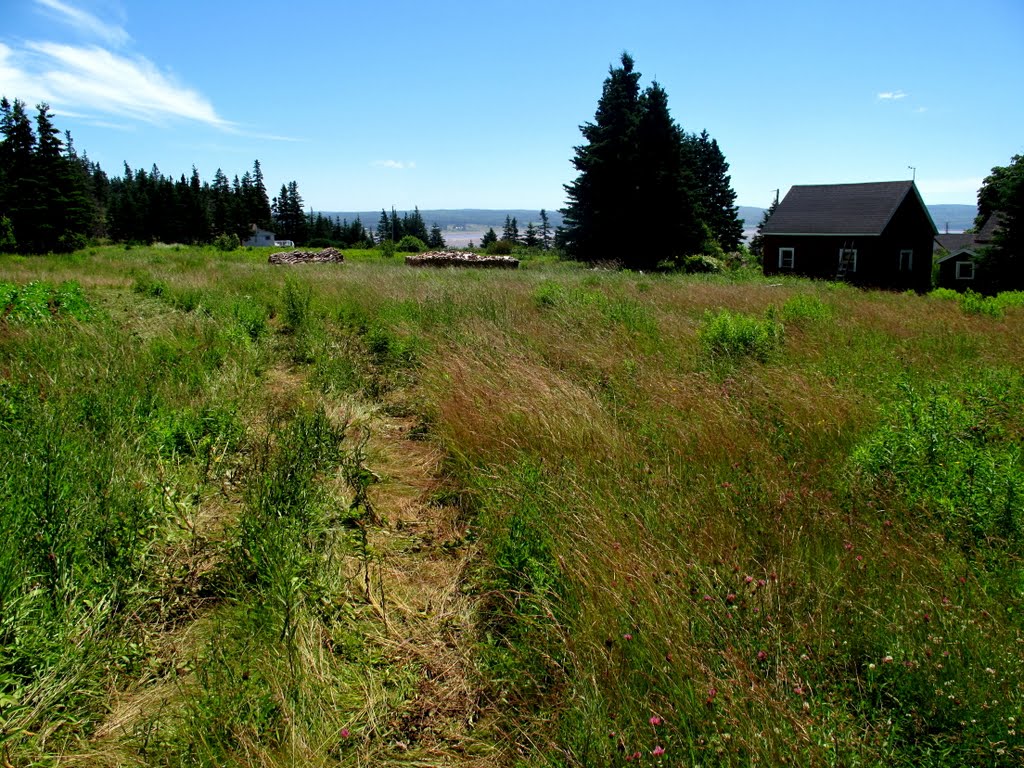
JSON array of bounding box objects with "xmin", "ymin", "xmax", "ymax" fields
[{"xmin": 1, "ymin": 244, "xmax": 1022, "ymax": 767}]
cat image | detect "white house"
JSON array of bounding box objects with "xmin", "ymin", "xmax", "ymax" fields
[{"xmin": 243, "ymin": 227, "xmax": 275, "ymax": 247}]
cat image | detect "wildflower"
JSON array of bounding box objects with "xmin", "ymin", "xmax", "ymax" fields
[
  {"xmin": 726, "ymin": 593, "xmax": 736, "ymax": 603},
  {"xmin": 757, "ymin": 650, "xmax": 768, "ymax": 661},
  {"xmin": 623, "ymin": 633, "xmax": 633, "ymax": 641},
  {"xmin": 868, "ymin": 663, "xmax": 876, "ymax": 670},
  {"xmin": 744, "ymin": 575, "xmax": 753, "ymax": 583},
  {"xmin": 649, "ymin": 715, "xmax": 662, "ymax": 726},
  {"xmin": 793, "ymin": 686, "xmax": 804, "ymax": 696},
  {"xmin": 340, "ymin": 727, "xmax": 350, "ymax": 738},
  {"xmin": 882, "ymin": 655, "xmax": 893, "ymax": 664},
  {"xmin": 703, "ymin": 595, "xmax": 714, "ymax": 601},
  {"xmin": 652, "ymin": 745, "xmax": 666, "ymax": 756},
  {"xmin": 757, "ymin": 579, "xmax": 767, "ymax": 587},
  {"xmin": 843, "ymin": 541, "xmax": 853, "ymax": 551}
]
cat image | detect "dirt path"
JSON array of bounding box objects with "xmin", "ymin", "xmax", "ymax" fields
[{"xmin": 360, "ymin": 413, "xmax": 500, "ymax": 764}]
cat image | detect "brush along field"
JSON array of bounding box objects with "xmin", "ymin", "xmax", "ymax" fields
[{"xmin": 1, "ymin": 245, "xmax": 1022, "ymax": 767}]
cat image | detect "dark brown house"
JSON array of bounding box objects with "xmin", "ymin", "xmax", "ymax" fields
[
  {"xmin": 761, "ymin": 181, "xmax": 937, "ymax": 292},
  {"xmin": 934, "ymin": 214, "xmax": 1000, "ymax": 291}
]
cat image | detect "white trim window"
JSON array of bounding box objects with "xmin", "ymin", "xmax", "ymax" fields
[
  {"xmin": 899, "ymin": 249, "xmax": 913, "ymax": 271},
  {"xmin": 955, "ymin": 261, "xmax": 975, "ymax": 280},
  {"xmin": 778, "ymin": 247, "xmax": 795, "ymax": 269},
  {"xmin": 839, "ymin": 248, "xmax": 858, "ymax": 273}
]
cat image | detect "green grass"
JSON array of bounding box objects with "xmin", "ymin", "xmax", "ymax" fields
[{"xmin": 1, "ymin": 245, "xmax": 1023, "ymax": 766}]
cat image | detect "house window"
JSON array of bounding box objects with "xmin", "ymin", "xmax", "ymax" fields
[
  {"xmin": 778, "ymin": 247, "xmax": 795, "ymax": 269},
  {"xmin": 839, "ymin": 248, "xmax": 857, "ymax": 273},
  {"xmin": 955, "ymin": 261, "xmax": 975, "ymax": 280},
  {"xmin": 899, "ymin": 249, "xmax": 913, "ymax": 271}
]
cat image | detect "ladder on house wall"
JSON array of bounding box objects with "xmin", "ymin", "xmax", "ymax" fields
[{"xmin": 837, "ymin": 239, "xmax": 855, "ymax": 279}]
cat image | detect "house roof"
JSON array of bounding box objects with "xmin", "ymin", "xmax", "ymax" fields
[
  {"xmin": 935, "ymin": 232, "xmax": 976, "ymax": 252},
  {"xmin": 762, "ymin": 180, "xmax": 937, "ymax": 236}
]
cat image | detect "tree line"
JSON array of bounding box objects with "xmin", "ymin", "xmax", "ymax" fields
[
  {"xmin": 561, "ymin": 53, "xmax": 743, "ymax": 270},
  {"xmin": 0, "ymin": 97, "xmax": 370, "ymax": 252}
]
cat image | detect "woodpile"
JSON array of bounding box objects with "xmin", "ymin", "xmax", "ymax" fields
[
  {"xmin": 405, "ymin": 251, "xmax": 519, "ymax": 269},
  {"xmin": 268, "ymin": 247, "xmax": 345, "ymax": 264}
]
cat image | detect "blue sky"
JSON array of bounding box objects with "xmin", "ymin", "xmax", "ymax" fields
[{"xmin": 1, "ymin": 0, "xmax": 1022, "ymax": 211}]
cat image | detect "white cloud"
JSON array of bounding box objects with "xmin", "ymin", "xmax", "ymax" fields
[
  {"xmin": 16, "ymin": 42, "xmax": 230, "ymax": 128},
  {"xmin": 34, "ymin": 0, "xmax": 131, "ymax": 48},
  {"xmin": 373, "ymin": 160, "xmax": 416, "ymax": 170},
  {"xmin": 877, "ymin": 90, "xmax": 907, "ymax": 100}
]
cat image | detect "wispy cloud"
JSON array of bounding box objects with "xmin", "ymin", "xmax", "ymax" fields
[
  {"xmin": 34, "ymin": 0, "xmax": 130, "ymax": 48},
  {"xmin": 6, "ymin": 41, "xmax": 231, "ymax": 128},
  {"xmin": 373, "ymin": 160, "xmax": 416, "ymax": 170},
  {"xmin": 877, "ymin": 90, "xmax": 907, "ymax": 101}
]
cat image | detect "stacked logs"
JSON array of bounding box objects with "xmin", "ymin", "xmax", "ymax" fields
[
  {"xmin": 268, "ymin": 247, "xmax": 345, "ymax": 264},
  {"xmin": 405, "ymin": 251, "xmax": 519, "ymax": 269}
]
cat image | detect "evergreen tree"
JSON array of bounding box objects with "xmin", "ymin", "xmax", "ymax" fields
[
  {"xmin": 404, "ymin": 206, "xmax": 428, "ymax": 242},
  {"xmin": 377, "ymin": 209, "xmax": 392, "ymax": 242},
  {"xmin": 688, "ymin": 130, "xmax": 743, "ymax": 252},
  {"xmin": 481, "ymin": 227, "xmax": 498, "ymax": 248},
  {"xmin": 502, "ymin": 215, "xmax": 520, "ymax": 243},
  {"xmin": 562, "ymin": 53, "xmax": 644, "ymax": 263},
  {"xmin": 539, "ymin": 209, "xmax": 552, "ymax": 250},
  {"xmin": 428, "ymin": 222, "xmax": 445, "ymax": 249},
  {"xmin": 523, "ymin": 221, "xmax": 540, "ymax": 248},
  {"xmin": 634, "ymin": 82, "xmax": 703, "ymax": 268}
]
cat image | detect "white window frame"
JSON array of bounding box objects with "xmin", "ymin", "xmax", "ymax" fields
[
  {"xmin": 778, "ymin": 247, "xmax": 795, "ymax": 269},
  {"xmin": 839, "ymin": 248, "xmax": 858, "ymax": 273},
  {"xmin": 899, "ymin": 249, "xmax": 913, "ymax": 271},
  {"xmin": 955, "ymin": 261, "xmax": 975, "ymax": 280}
]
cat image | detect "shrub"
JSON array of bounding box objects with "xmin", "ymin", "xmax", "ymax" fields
[
  {"xmin": 780, "ymin": 293, "xmax": 831, "ymax": 323},
  {"xmin": 379, "ymin": 239, "xmax": 396, "ymax": 258},
  {"xmin": 486, "ymin": 239, "xmax": 515, "ymax": 256},
  {"xmin": 959, "ymin": 288, "xmax": 1002, "ymax": 318},
  {"xmin": 928, "ymin": 287, "xmax": 959, "ymax": 301},
  {"xmin": 698, "ymin": 308, "xmax": 784, "ymax": 362},
  {"xmin": 214, "ymin": 232, "xmax": 241, "ymax": 252},
  {"xmin": 396, "ymin": 235, "xmax": 426, "ymax": 253},
  {"xmin": 281, "ymin": 277, "xmax": 312, "ymax": 334},
  {"xmin": 683, "ymin": 254, "xmax": 723, "ymax": 274}
]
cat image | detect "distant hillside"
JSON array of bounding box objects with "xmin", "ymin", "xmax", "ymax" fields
[
  {"xmin": 317, "ymin": 209, "xmax": 564, "ymax": 231},
  {"xmin": 316, "ymin": 205, "xmax": 978, "ymax": 237}
]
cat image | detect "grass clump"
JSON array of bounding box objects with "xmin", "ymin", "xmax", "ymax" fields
[{"xmin": 698, "ymin": 307, "xmax": 784, "ymax": 361}]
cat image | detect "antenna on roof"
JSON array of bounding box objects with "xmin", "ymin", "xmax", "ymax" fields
[
  {"xmin": 907, "ymin": 165, "xmax": 916, "ymax": 181},
  {"xmin": 772, "ymin": 188, "xmax": 779, "ymax": 206}
]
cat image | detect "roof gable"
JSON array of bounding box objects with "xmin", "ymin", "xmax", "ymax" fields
[{"xmin": 762, "ymin": 181, "xmax": 936, "ymax": 236}]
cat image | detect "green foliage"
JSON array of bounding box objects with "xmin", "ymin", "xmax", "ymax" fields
[
  {"xmin": 929, "ymin": 287, "xmax": 959, "ymax": 301},
  {"xmin": 780, "ymin": 293, "xmax": 832, "ymax": 323},
  {"xmin": 698, "ymin": 307, "xmax": 784, "ymax": 361},
  {"xmin": 214, "ymin": 232, "xmax": 241, "ymax": 251},
  {"xmin": 379, "ymin": 238, "xmax": 396, "ymax": 258},
  {"xmin": 395, "ymin": 234, "xmax": 426, "ymax": 253},
  {"xmin": 959, "ymin": 288, "xmax": 1003, "ymax": 317},
  {"xmin": 561, "ymin": 54, "xmax": 741, "ymax": 268},
  {"xmin": 0, "ymin": 280, "xmax": 92, "ymax": 323},
  {"xmin": 281, "ymin": 276, "xmax": 312, "ymax": 334},
  {"xmin": 485, "ymin": 238, "xmax": 515, "ymax": 255},
  {"xmin": 851, "ymin": 372, "xmax": 1024, "ymax": 554}
]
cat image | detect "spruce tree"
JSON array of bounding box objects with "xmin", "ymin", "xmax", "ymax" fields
[
  {"xmin": 539, "ymin": 209, "xmax": 552, "ymax": 250},
  {"xmin": 688, "ymin": 130, "xmax": 743, "ymax": 252},
  {"xmin": 524, "ymin": 221, "xmax": 539, "ymax": 248},
  {"xmin": 428, "ymin": 222, "xmax": 445, "ymax": 249},
  {"xmin": 481, "ymin": 227, "xmax": 497, "ymax": 248},
  {"xmin": 634, "ymin": 83, "xmax": 703, "ymax": 268},
  {"xmin": 562, "ymin": 53, "xmax": 643, "ymax": 263}
]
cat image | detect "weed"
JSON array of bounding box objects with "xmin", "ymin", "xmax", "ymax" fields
[{"xmin": 698, "ymin": 307, "xmax": 784, "ymax": 361}]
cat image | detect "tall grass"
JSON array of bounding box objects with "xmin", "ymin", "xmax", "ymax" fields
[{"xmin": 2, "ymin": 246, "xmax": 1023, "ymax": 766}]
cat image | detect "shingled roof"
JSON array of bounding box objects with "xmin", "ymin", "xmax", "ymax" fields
[{"xmin": 762, "ymin": 181, "xmax": 937, "ymax": 236}]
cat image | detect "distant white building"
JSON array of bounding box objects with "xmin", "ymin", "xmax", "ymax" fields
[
  {"xmin": 274, "ymin": 239, "xmax": 294, "ymax": 247},
  {"xmin": 243, "ymin": 227, "xmax": 275, "ymax": 247}
]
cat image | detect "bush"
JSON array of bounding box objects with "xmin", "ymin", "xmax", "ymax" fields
[
  {"xmin": 683, "ymin": 254, "xmax": 723, "ymax": 274},
  {"xmin": 396, "ymin": 235, "xmax": 426, "ymax": 253},
  {"xmin": 486, "ymin": 239, "xmax": 515, "ymax": 255},
  {"xmin": 214, "ymin": 232, "xmax": 241, "ymax": 252},
  {"xmin": 781, "ymin": 293, "xmax": 831, "ymax": 323},
  {"xmin": 379, "ymin": 239, "xmax": 396, "ymax": 259},
  {"xmin": 698, "ymin": 308, "xmax": 784, "ymax": 362},
  {"xmin": 928, "ymin": 287, "xmax": 959, "ymax": 301},
  {"xmin": 959, "ymin": 288, "xmax": 1003, "ymax": 318}
]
